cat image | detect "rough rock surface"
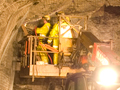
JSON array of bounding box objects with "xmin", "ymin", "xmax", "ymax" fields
[{"xmin": 0, "ymin": 0, "xmax": 120, "ymax": 90}]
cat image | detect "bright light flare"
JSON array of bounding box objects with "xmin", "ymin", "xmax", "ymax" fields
[
  {"xmin": 97, "ymin": 68, "xmax": 118, "ymax": 86},
  {"xmin": 117, "ymin": 87, "xmax": 120, "ymax": 90}
]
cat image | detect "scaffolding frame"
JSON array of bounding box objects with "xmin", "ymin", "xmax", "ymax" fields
[{"xmin": 20, "ymin": 15, "xmax": 88, "ymax": 82}]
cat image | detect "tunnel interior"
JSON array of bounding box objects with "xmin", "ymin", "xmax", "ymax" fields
[
  {"xmin": 13, "ymin": 5, "xmax": 120, "ymax": 90},
  {"xmin": 0, "ymin": 0, "xmax": 120, "ymax": 90}
]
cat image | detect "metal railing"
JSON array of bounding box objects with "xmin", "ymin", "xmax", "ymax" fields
[{"xmin": 20, "ymin": 15, "xmax": 88, "ymax": 81}]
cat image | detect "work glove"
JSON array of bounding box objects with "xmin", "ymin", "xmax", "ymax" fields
[{"xmin": 42, "ymin": 38, "xmax": 47, "ymax": 43}]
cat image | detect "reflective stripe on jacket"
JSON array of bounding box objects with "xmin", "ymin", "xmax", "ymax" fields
[{"xmin": 47, "ymin": 22, "xmax": 72, "ymax": 43}]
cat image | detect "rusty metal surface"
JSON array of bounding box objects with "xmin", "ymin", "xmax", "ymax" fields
[
  {"xmin": 92, "ymin": 43, "xmax": 120, "ymax": 66},
  {"xmin": 80, "ymin": 32, "xmax": 100, "ymax": 52},
  {"xmin": 99, "ymin": 45, "xmax": 120, "ymax": 65},
  {"xmin": 21, "ymin": 25, "xmax": 29, "ymax": 36}
]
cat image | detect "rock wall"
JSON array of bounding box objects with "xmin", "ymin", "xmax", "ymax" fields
[
  {"xmin": 88, "ymin": 6, "xmax": 120, "ymax": 55},
  {"xmin": 0, "ymin": 0, "xmax": 120, "ymax": 90},
  {"xmin": 0, "ymin": 1, "xmax": 31, "ymax": 90}
]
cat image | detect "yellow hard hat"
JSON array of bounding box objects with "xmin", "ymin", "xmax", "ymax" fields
[
  {"xmin": 61, "ymin": 16, "xmax": 70, "ymax": 22},
  {"xmin": 42, "ymin": 15, "xmax": 50, "ymax": 21},
  {"xmin": 56, "ymin": 11, "xmax": 64, "ymax": 15},
  {"xmin": 65, "ymin": 17, "xmax": 70, "ymax": 22}
]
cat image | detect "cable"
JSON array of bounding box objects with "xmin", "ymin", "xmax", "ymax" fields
[{"xmin": 25, "ymin": 41, "xmax": 27, "ymax": 55}]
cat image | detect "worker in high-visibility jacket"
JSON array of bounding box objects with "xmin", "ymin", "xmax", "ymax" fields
[
  {"xmin": 47, "ymin": 12, "xmax": 72, "ymax": 65},
  {"xmin": 36, "ymin": 15, "xmax": 51, "ymax": 64}
]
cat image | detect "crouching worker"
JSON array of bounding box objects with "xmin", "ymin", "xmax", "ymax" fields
[{"xmin": 35, "ymin": 15, "xmax": 51, "ymax": 64}]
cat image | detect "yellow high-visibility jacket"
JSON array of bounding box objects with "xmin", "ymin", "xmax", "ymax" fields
[
  {"xmin": 48, "ymin": 22, "xmax": 72, "ymax": 43},
  {"xmin": 36, "ymin": 22, "xmax": 51, "ymax": 36},
  {"xmin": 47, "ymin": 23, "xmax": 59, "ymax": 43}
]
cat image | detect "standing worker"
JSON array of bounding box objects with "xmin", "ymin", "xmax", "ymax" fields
[
  {"xmin": 36, "ymin": 15, "xmax": 51, "ymax": 64},
  {"xmin": 47, "ymin": 12, "xmax": 73, "ymax": 65}
]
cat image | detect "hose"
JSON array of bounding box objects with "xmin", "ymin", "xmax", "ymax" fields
[
  {"xmin": 25, "ymin": 41, "xmax": 27, "ymax": 55},
  {"xmin": 28, "ymin": 39, "xmax": 30, "ymax": 54}
]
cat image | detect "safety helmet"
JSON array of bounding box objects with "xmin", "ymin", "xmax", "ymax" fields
[
  {"xmin": 42, "ymin": 15, "xmax": 50, "ymax": 21},
  {"xmin": 56, "ymin": 11, "xmax": 64, "ymax": 16},
  {"xmin": 61, "ymin": 17, "xmax": 70, "ymax": 23},
  {"xmin": 65, "ymin": 17, "xmax": 70, "ymax": 22},
  {"xmin": 56, "ymin": 11, "xmax": 70, "ymax": 22}
]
